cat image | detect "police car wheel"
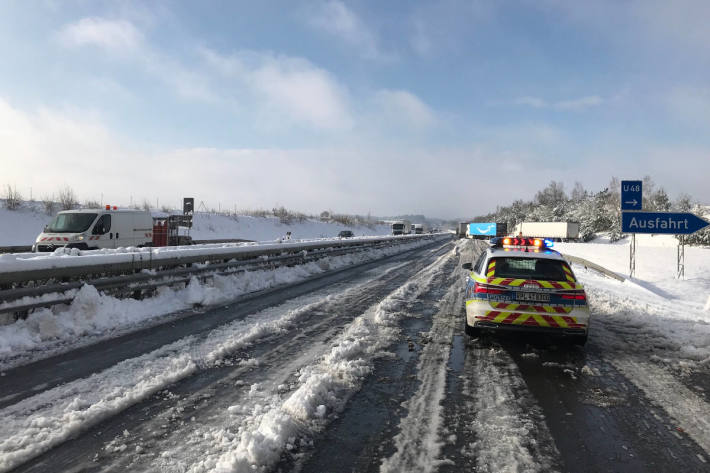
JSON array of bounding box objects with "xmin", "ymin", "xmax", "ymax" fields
[
  {"xmin": 568, "ymin": 334, "xmax": 587, "ymax": 346},
  {"xmin": 465, "ymin": 322, "xmax": 481, "ymax": 338}
]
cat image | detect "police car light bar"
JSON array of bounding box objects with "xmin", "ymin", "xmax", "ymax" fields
[{"xmin": 491, "ymin": 237, "xmax": 554, "ymax": 249}]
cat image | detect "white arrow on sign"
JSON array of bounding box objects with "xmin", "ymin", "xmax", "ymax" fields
[{"xmin": 625, "ymin": 199, "xmax": 638, "ymax": 207}]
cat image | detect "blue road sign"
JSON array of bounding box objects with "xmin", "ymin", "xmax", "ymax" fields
[
  {"xmin": 468, "ymin": 222, "xmax": 497, "ymax": 236},
  {"xmin": 621, "ymin": 180, "xmax": 642, "ymax": 210},
  {"xmin": 622, "ymin": 212, "xmax": 710, "ymax": 234}
]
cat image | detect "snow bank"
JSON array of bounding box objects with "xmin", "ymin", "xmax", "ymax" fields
[
  {"xmin": 0, "ymin": 235, "xmax": 424, "ymax": 273},
  {"xmin": 557, "ymin": 236, "xmax": 710, "ymax": 309},
  {"xmin": 0, "ymin": 206, "xmax": 52, "ymax": 247}
]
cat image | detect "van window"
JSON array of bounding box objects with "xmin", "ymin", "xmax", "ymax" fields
[
  {"xmin": 92, "ymin": 214, "xmax": 111, "ymax": 235},
  {"xmin": 46, "ymin": 213, "xmax": 97, "ymax": 233}
]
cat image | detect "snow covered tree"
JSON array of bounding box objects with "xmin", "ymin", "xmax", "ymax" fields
[
  {"xmin": 648, "ymin": 188, "xmax": 671, "ymax": 211},
  {"xmin": 535, "ymin": 181, "xmax": 567, "ymax": 207},
  {"xmin": 673, "ymin": 194, "xmax": 693, "ymax": 212}
]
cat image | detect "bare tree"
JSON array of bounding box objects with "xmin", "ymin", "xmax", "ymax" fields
[
  {"xmin": 142, "ymin": 199, "xmax": 151, "ymax": 212},
  {"xmin": 58, "ymin": 186, "xmax": 77, "ymax": 210},
  {"xmin": 41, "ymin": 195, "xmax": 56, "ymax": 215},
  {"xmin": 4, "ymin": 184, "xmax": 22, "ymax": 210},
  {"xmin": 571, "ymin": 182, "xmax": 587, "ymax": 202},
  {"xmin": 84, "ymin": 199, "xmax": 101, "ymax": 209}
]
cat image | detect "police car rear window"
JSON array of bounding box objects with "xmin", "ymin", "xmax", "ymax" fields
[{"xmin": 491, "ymin": 257, "xmax": 568, "ymax": 281}]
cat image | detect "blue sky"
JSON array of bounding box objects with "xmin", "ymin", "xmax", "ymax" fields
[{"xmin": 1, "ymin": 0, "xmax": 709, "ymax": 218}]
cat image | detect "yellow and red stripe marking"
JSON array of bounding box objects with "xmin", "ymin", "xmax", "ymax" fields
[
  {"xmin": 475, "ymin": 311, "xmax": 586, "ymax": 329},
  {"xmin": 562, "ymin": 263, "xmax": 576, "ymax": 282},
  {"xmin": 489, "ymin": 302, "xmax": 573, "ymax": 314},
  {"xmin": 486, "ymin": 260, "xmax": 496, "ymax": 278}
]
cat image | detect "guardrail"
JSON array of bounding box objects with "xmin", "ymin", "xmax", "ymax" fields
[
  {"xmin": 562, "ymin": 254, "xmax": 626, "ymax": 282},
  {"xmin": 0, "ymin": 246, "xmax": 32, "ymax": 254},
  {"xmin": 0, "ymin": 234, "xmax": 450, "ymax": 320},
  {"xmin": 0, "ymin": 239, "xmax": 254, "ymax": 255}
]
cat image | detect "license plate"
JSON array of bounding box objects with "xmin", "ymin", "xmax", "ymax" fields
[{"xmin": 515, "ymin": 291, "xmax": 550, "ymax": 302}]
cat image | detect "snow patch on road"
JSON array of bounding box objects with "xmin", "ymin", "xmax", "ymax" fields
[
  {"xmin": 380, "ymin": 252, "xmax": 459, "ymax": 473},
  {"xmin": 462, "ymin": 346, "xmax": 561, "ymax": 473},
  {"xmin": 184, "ymin": 247, "xmax": 456, "ymax": 472},
  {"xmin": 610, "ymin": 354, "xmax": 710, "ymax": 454},
  {"xmin": 0, "ymin": 341, "xmax": 198, "ymax": 473}
]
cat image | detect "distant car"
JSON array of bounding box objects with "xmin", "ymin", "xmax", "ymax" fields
[
  {"xmin": 462, "ymin": 237, "xmax": 590, "ymax": 345},
  {"xmin": 338, "ymin": 230, "xmax": 354, "ymax": 238}
]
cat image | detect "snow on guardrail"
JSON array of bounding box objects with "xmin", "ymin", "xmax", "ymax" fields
[{"xmin": 0, "ymin": 235, "xmax": 443, "ymax": 281}]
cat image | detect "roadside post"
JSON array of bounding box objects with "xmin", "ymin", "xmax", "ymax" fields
[
  {"xmin": 678, "ymin": 235, "xmax": 684, "ymax": 279},
  {"xmin": 621, "ymin": 180, "xmax": 642, "ymax": 277}
]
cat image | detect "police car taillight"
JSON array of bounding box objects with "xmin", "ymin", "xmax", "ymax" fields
[
  {"xmin": 474, "ymin": 282, "xmax": 505, "ymax": 294},
  {"xmin": 561, "ymin": 292, "xmax": 586, "ymax": 301}
]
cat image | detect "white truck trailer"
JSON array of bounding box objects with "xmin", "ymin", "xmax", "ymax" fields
[
  {"xmin": 391, "ymin": 220, "xmax": 412, "ymax": 235},
  {"xmin": 512, "ymin": 222, "xmax": 580, "ymax": 241}
]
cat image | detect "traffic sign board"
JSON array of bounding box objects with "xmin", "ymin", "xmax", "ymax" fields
[
  {"xmin": 621, "ymin": 180, "xmax": 642, "ymax": 210},
  {"xmin": 622, "ymin": 212, "xmax": 710, "ymax": 234},
  {"xmin": 468, "ymin": 222, "xmax": 497, "ymax": 236}
]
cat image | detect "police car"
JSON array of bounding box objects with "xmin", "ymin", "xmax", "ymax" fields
[{"xmin": 462, "ymin": 237, "xmax": 590, "ymax": 345}]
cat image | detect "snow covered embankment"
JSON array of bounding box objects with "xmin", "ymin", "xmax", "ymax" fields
[
  {"xmin": 0, "ymin": 204, "xmax": 392, "ymax": 247},
  {"xmin": 0, "ymin": 238, "xmax": 437, "ymax": 369}
]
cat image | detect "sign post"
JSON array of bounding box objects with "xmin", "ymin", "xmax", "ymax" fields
[
  {"xmin": 629, "ymin": 233, "xmax": 636, "ymax": 278},
  {"xmin": 677, "ymin": 235, "xmax": 685, "ymax": 279},
  {"xmin": 621, "ymin": 180, "xmax": 642, "ymax": 277},
  {"xmin": 621, "ymin": 180, "xmax": 642, "ymax": 211}
]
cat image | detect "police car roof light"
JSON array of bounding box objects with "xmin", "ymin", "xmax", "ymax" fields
[{"xmin": 491, "ymin": 237, "xmax": 553, "ymax": 250}]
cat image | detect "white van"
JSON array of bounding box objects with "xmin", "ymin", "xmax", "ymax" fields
[{"xmin": 33, "ymin": 208, "xmax": 154, "ymax": 252}]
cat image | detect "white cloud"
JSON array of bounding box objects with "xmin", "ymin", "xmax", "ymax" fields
[
  {"xmin": 374, "ymin": 89, "xmax": 436, "ymax": 129},
  {"xmin": 536, "ymin": 0, "xmax": 710, "ymax": 61},
  {"xmin": 554, "ymin": 95, "xmax": 603, "ymax": 110},
  {"xmin": 514, "ymin": 96, "xmax": 547, "ymax": 108},
  {"xmin": 667, "ymin": 87, "xmax": 710, "ymax": 128},
  {"xmin": 58, "ymin": 17, "xmax": 143, "ymax": 52},
  {"xmin": 308, "ymin": 1, "xmax": 384, "ymax": 60},
  {"xmin": 201, "ymin": 48, "xmax": 353, "ymax": 131},
  {"xmin": 407, "ymin": 0, "xmax": 494, "ymax": 57},
  {"xmin": 513, "ymin": 95, "xmax": 603, "ymax": 111},
  {"xmin": 2, "ymin": 97, "xmax": 709, "ymax": 218}
]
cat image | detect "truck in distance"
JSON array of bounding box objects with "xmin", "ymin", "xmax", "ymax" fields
[
  {"xmin": 391, "ymin": 220, "xmax": 412, "ymax": 235},
  {"xmin": 513, "ymin": 221, "xmax": 580, "ymax": 241},
  {"xmin": 412, "ymin": 223, "xmax": 427, "ymax": 234}
]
